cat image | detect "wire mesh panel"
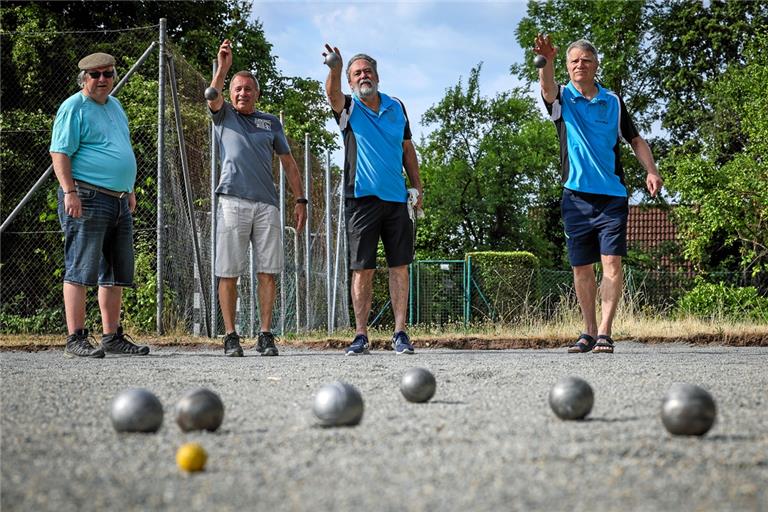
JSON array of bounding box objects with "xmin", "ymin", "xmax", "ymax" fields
[
  {"xmin": 412, "ymin": 260, "xmax": 465, "ymax": 326},
  {"xmin": 1, "ymin": 25, "xmax": 159, "ymax": 333},
  {"xmin": 0, "ymin": 24, "xmax": 349, "ymax": 337},
  {"xmin": 161, "ymin": 47, "xmax": 350, "ymax": 337}
]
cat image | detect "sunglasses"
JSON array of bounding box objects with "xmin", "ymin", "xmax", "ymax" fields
[{"xmin": 86, "ymin": 70, "xmax": 115, "ymax": 79}]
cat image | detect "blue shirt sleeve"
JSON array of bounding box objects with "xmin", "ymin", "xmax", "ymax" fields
[{"xmin": 49, "ymin": 98, "xmax": 81, "ymax": 156}]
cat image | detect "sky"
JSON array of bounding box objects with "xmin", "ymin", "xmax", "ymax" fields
[{"xmin": 252, "ymin": 1, "xmax": 534, "ymax": 163}]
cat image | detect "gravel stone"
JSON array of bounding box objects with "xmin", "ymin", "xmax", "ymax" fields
[{"xmin": 2, "ymin": 342, "xmax": 767, "ymax": 511}]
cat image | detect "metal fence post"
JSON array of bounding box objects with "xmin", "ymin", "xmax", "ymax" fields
[
  {"xmin": 210, "ymin": 58, "xmax": 218, "ymax": 338},
  {"xmin": 325, "ymin": 150, "xmax": 332, "ymax": 334},
  {"xmin": 166, "ymin": 55, "xmax": 210, "ymax": 336},
  {"xmin": 304, "ymin": 133, "xmax": 311, "ymax": 331},
  {"xmin": 279, "ymin": 112, "xmax": 286, "ymax": 335},
  {"xmin": 156, "ymin": 18, "xmax": 167, "ymax": 335},
  {"xmin": 331, "ymin": 181, "xmax": 344, "ymax": 330},
  {"xmin": 464, "ymin": 255, "xmax": 472, "ymax": 328}
]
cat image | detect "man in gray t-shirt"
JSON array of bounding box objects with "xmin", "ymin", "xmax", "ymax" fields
[{"xmin": 208, "ymin": 39, "xmax": 307, "ymax": 358}]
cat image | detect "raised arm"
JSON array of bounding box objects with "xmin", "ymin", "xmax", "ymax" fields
[
  {"xmin": 208, "ymin": 39, "xmax": 233, "ymax": 113},
  {"xmin": 534, "ymin": 33, "xmax": 559, "ymax": 104},
  {"xmin": 323, "ymin": 43, "xmax": 345, "ymax": 114}
]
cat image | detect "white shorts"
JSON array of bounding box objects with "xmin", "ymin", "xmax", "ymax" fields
[{"xmin": 215, "ymin": 195, "xmax": 283, "ymax": 277}]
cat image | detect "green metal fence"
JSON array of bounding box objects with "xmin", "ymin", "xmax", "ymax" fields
[{"xmin": 365, "ymin": 260, "xmax": 767, "ymax": 329}]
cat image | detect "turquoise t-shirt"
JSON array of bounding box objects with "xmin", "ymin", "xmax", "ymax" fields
[{"xmin": 50, "ymin": 92, "xmax": 136, "ymax": 192}]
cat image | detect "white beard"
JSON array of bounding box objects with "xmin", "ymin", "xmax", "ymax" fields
[{"xmin": 356, "ymin": 80, "xmax": 378, "ymax": 99}]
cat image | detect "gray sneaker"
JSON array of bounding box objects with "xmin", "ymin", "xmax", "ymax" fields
[
  {"xmin": 101, "ymin": 326, "xmax": 150, "ymax": 355},
  {"xmin": 224, "ymin": 331, "xmax": 244, "ymax": 357},
  {"xmin": 64, "ymin": 328, "xmax": 105, "ymax": 358},
  {"xmin": 256, "ymin": 331, "xmax": 279, "ymax": 356}
]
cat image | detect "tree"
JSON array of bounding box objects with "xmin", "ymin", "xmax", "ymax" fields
[
  {"xmin": 664, "ymin": 34, "xmax": 768, "ymax": 275},
  {"xmin": 646, "ymin": 0, "xmax": 768, "ymax": 148},
  {"xmin": 0, "ymin": 1, "xmax": 336, "ymax": 328},
  {"xmin": 418, "ymin": 65, "xmax": 562, "ymax": 265},
  {"xmin": 514, "ymin": 0, "xmax": 656, "ymax": 201},
  {"xmin": 514, "ymin": 0, "xmax": 647, "ymax": 123}
]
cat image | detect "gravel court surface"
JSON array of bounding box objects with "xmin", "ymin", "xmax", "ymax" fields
[{"xmin": 2, "ymin": 342, "xmax": 767, "ymax": 512}]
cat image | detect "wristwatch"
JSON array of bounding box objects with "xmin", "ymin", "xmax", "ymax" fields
[{"xmin": 296, "ymin": 198, "xmax": 308, "ymax": 205}]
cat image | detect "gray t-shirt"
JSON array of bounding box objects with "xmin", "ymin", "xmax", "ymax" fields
[{"xmin": 211, "ymin": 103, "xmax": 290, "ymax": 206}]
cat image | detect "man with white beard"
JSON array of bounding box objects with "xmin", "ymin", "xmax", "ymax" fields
[{"xmin": 323, "ymin": 44, "xmax": 423, "ymax": 356}]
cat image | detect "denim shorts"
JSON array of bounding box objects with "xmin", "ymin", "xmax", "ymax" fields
[
  {"xmin": 561, "ymin": 188, "xmax": 628, "ymax": 266},
  {"xmin": 57, "ymin": 187, "xmax": 135, "ymax": 287},
  {"xmin": 345, "ymin": 196, "xmax": 414, "ymax": 270},
  {"xmin": 215, "ymin": 195, "xmax": 283, "ymax": 277}
]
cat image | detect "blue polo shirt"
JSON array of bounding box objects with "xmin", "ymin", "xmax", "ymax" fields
[
  {"xmin": 334, "ymin": 92, "xmax": 412, "ymax": 203},
  {"xmin": 544, "ymin": 82, "xmax": 639, "ymax": 197},
  {"xmin": 50, "ymin": 92, "xmax": 136, "ymax": 192}
]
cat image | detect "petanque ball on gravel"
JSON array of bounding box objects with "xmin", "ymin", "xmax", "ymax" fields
[
  {"xmin": 312, "ymin": 381, "xmax": 364, "ymax": 427},
  {"xmin": 400, "ymin": 367, "xmax": 436, "ymax": 403},
  {"xmin": 110, "ymin": 388, "xmax": 164, "ymax": 433},
  {"xmin": 661, "ymin": 383, "xmax": 716, "ymax": 436},
  {"xmin": 548, "ymin": 376, "xmax": 594, "ymax": 420},
  {"xmin": 175, "ymin": 388, "xmax": 224, "ymax": 432}
]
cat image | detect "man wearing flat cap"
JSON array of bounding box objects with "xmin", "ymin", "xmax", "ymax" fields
[{"xmin": 49, "ymin": 51, "xmax": 150, "ymax": 358}]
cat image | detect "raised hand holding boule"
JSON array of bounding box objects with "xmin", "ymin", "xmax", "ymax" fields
[{"xmin": 323, "ymin": 44, "xmax": 342, "ymax": 68}]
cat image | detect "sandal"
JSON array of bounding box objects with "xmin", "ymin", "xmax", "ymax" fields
[
  {"xmin": 593, "ymin": 334, "xmax": 615, "ymax": 353},
  {"xmin": 567, "ymin": 334, "xmax": 596, "ymax": 353}
]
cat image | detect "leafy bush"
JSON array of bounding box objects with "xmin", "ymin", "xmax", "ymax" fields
[
  {"xmin": 0, "ymin": 307, "xmax": 62, "ymax": 334},
  {"xmin": 122, "ymin": 236, "xmax": 176, "ymax": 333},
  {"xmin": 676, "ymin": 279, "xmax": 768, "ymax": 321}
]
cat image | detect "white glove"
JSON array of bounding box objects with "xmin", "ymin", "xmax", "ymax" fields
[{"xmin": 407, "ymin": 188, "xmax": 425, "ymax": 221}]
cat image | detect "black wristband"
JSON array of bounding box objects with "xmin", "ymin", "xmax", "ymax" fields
[
  {"xmin": 296, "ymin": 198, "xmax": 308, "ymax": 205},
  {"xmin": 64, "ymin": 190, "xmax": 76, "ymax": 194}
]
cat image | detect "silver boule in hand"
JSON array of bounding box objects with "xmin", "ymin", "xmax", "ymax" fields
[
  {"xmin": 204, "ymin": 87, "xmax": 219, "ymax": 101},
  {"xmin": 324, "ymin": 52, "xmax": 341, "ymax": 68}
]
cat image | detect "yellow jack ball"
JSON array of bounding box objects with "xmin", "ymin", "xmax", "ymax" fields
[{"xmin": 176, "ymin": 442, "xmax": 207, "ymax": 472}]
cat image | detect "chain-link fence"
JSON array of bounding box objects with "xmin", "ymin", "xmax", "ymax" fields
[
  {"xmin": 1, "ymin": 24, "xmax": 160, "ymax": 334},
  {"xmin": 1, "ymin": 21, "xmax": 350, "ymax": 337},
  {"xmin": 3, "ymin": 23, "xmax": 765, "ymax": 337},
  {"xmin": 365, "ymin": 262, "xmax": 767, "ymax": 329}
]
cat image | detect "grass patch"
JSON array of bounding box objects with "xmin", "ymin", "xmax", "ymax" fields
[{"xmin": 2, "ymin": 316, "xmax": 766, "ymax": 351}]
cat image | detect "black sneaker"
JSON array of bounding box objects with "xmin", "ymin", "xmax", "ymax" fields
[
  {"xmin": 223, "ymin": 331, "xmax": 244, "ymax": 357},
  {"xmin": 256, "ymin": 331, "xmax": 279, "ymax": 356},
  {"xmin": 101, "ymin": 326, "xmax": 150, "ymax": 355},
  {"xmin": 345, "ymin": 334, "xmax": 370, "ymax": 356},
  {"xmin": 64, "ymin": 328, "xmax": 105, "ymax": 358},
  {"xmin": 392, "ymin": 330, "xmax": 415, "ymax": 355}
]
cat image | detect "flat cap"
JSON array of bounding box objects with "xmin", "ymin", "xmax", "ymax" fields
[{"xmin": 78, "ymin": 52, "xmax": 116, "ymax": 70}]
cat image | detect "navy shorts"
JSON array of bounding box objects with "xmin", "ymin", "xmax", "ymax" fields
[
  {"xmin": 345, "ymin": 196, "xmax": 414, "ymax": 270},
  {"xmin": 561, "ymin": 188, "xmax": 628, "ymax": 267},
  {"xmin": 57, "ymin": 187, "xmax": 135, "ymax": 287}
]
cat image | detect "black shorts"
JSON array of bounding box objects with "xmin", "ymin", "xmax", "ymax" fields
[
  {"xmin": 345, "ymin": 196, "xmax": 414, "ymax": 270},
  {"xmin": 561, "ymin": 188, "xmax": 628, "ymax": 266}
]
